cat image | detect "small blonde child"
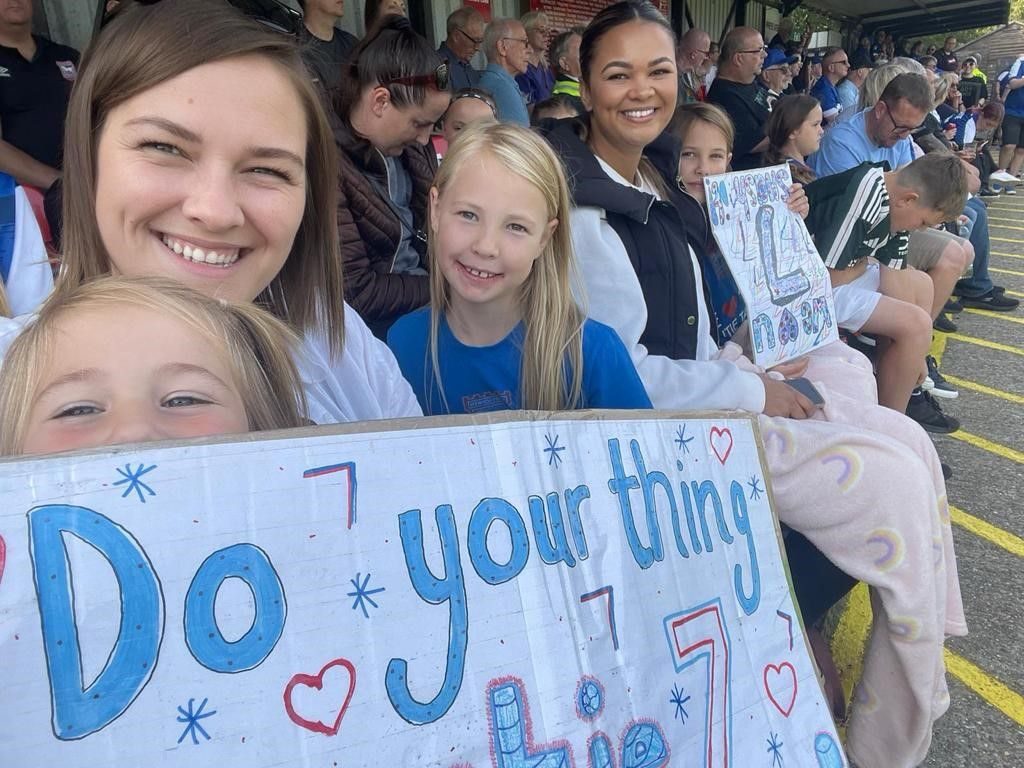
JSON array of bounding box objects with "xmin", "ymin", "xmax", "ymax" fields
[
  {"xmin": 439, "ymin": 88, "xmax": 498, "ymax": 152},
  {"xmin": 387, "ymin": 120, "xmax": 651, "ymax": 414},
  {"xmin": 0, "ymin": 276, "xmax": 308, "ymax": 456}
]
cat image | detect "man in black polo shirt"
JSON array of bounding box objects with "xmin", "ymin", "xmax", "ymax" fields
[
  {"xmin": 935, "ymin": 36, "xmax": 958, "ymax": 73},
  {"xmin": 298, "ymin": 0, "xmax": 359, "ymax": 96},
  {"xmin": 0, "ymin": 0, "xmax": 78, "ymax": 193},
  {"xmin": 706, "ymin": 26, "xmax": 770, "ymax": 170}
]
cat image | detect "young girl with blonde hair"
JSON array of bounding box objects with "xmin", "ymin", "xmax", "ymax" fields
[
  {"xmin": 0, "ymin": 276, "xmax": 308, "ymax": 456},
  {"xmin": 387, "ymin": 120, "xmax": 650, "ymax": 413}
]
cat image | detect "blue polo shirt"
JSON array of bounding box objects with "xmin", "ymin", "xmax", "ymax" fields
[
  {"xmin": 477, "ymin": 63, "xmax": 529, "ymax": 126},
  {"xmin": 808, "ymin": 109, "xmax": 914, "ymax": 177},
  {"xmin": 1004, "ymin": 57, "xmax": 1024, "ymax": 118},
  {"xmin": 438, "ymin": 42, "xmax": 481, "ymax": 91},
  {"xmin": 810, "ymin": 76, "xmax": 841, "ymax": 120}
]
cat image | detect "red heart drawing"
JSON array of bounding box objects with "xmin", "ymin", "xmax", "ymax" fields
[
  {"xmin": 763, "ymin": 662, "xmax": 798, "ymax": 717},
  {"xmin": 284, "ymin": 657, "xmax": 356, "ymax": 736},
  {"xmin": 709, "ymin": 426, "xmax": 734, "ymax": 465}
]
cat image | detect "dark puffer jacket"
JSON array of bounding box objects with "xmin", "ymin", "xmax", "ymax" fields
[{"xmin": 334, "ymin": 116, "xmax": 438, "ymax": 338}]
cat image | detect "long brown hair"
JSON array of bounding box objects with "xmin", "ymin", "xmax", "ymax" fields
[
  {"xmin": 764, "ymin": 94, "xmax": 820, "ymax": 184},
  {"xmin": 59, "ymin": 0, "xmax": 345, "ymax": 355}
]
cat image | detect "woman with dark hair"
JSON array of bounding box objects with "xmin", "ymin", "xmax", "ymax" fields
[
  {"xmin": 541, "ymin": 4, "xmax": 964, "ymax": 766},
  {"xmin": 333, "ymin": 15, "xmax": 451, "ymax": 336},
  {"xmin": 24, "ymin": 0, "xmax": 421, "ymax": 425}
]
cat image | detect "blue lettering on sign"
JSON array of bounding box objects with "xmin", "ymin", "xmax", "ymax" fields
[
  {"xmin": 28, "ymin": 505, "xmax": 163, "ymax": 740},
  {"xmin": 731, "ymin": 480, "xmax": 761, "ymax": 615},
  {"xmin": 184, "ymin": 543, "xmax": 286, "ymax": 673},
  {"xmin": 604, "ymin": 440, "xmax": 762, "ymax": 614},
  {"xmin": 467, "ymin": 498, "xmax": 531, "ymax": 585},
  {"xmin": 386, "ymin": 505, "xmax": 468, "ymax": 725},
  {"xmin": 490, "ymin": 680, "xmax": 571, "ymax": 768}
]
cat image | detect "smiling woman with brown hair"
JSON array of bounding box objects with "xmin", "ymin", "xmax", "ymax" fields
[{"xmin": 35, "ymin": 0, "xmax": 422, "ymax": 425}]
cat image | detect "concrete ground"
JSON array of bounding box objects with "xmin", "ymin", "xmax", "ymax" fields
[{"xmin": 829, "ymin": 189, "xmax": 1024, "ymax": 767}]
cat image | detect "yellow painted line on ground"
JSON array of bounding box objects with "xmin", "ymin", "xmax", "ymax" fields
[
  {"xmin": 991, "ymin": 236, "xmax": 1024, "ymax": 244},
  {"xmin": 945, "ymin": 333, "xmax": 1024, "ymax": 357},
  {"xmin": 832, "ymin": 554, "xmax": 1024, "ymax": 730},
  {"xmin": 963, "ymin": 307, "xmax": 1024, "ymax": 325},
  {"xmin": 945, "ymin": 651, "xmax": 1024, "ymax": 727},
  {"xmin": 949, "ymin": 430, "xmax": 1024, "ymax": 465},
  {"xmin": 987, "ymin": 219, "xmax": 1024, "ymax": 228},
  {"xmin": 1007, "ymin": 289, "xmax": 1024, "ymax": 298},
  {"xmin": 950, "ymin": 505, "xmax": 1024, "ymax": 558},
  {"xmin": 831, "ymin": 583, "xmax": 870, "ymax": 705},
  {"xmin": 991, "ymin": 250, "xmax": 1024, "ymax": 260},
  {"xmin": 944, "ymin": 374, "xmax": 1024, "ymax": 405},
  {"xmin": 990, "ymin": 266, "xmax": 1024, "ymax": 277}
]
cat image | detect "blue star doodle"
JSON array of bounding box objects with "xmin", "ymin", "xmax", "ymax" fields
[
  {"xmin": 113, "ymin": 463, "xmax": 157, "ymax": 503},
  {"xmin": 748, "ymin": 475, "xmax": 764, "ymax": 501},
  {"xmin": 669, "ymin": 682, "xmax": 690, "ymax": 723},
  {"xmin": 767, "ymin": 731, "xmax": 784, "ymax": 767},
  {"xmin": 674, "ymin": 424, "xmax": 694, "ymax": 454},
  {"xmin": 347, "ymin": 572, "xmax": 385, "ymax": 619},
  {"xmin": 543, "ymin": 433, "xmax": 565, "ymax": 467},
  {"xmin": 176, "ymin": 697, "xmax": 216, "ymax": 745}
]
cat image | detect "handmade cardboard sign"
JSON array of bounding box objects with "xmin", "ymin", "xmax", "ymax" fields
[
  {"xmin": 704, "ymin": 165, "xmax": 839, "ymax": 368},
  {"xmin": 0, "ymin": 412, "xmax": 846, "ymax": 767}
]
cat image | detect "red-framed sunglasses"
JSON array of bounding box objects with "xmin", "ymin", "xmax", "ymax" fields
[{"xmin": 381, "ymin": 62, "xmax": 450, "ymax": 92}]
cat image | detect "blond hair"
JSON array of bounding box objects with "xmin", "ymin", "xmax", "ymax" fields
[
  {"xmin": 427, "ymin": 120, "xmax": 584, "ymax": 412},
  {"xmin": 858, "ymin": 63, "xmax": 908, "ymax": 111},
  {"xmin": 0, "ymin": 282, "xmax": 10, "ymax": 318},
  {"xmin": 0, "ymin": 276, "xmax": 308, "ymax": 455}
]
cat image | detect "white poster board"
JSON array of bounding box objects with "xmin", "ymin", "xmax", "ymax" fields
[
  {"xmin": 704, "ymin": 165, "xmax": 839, "ymax": 368},
  {"xmin": 0, "ymin": 412, "xmax": 846, "ymax": 767}
]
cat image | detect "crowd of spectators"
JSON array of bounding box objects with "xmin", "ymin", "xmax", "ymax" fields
[{"xmin": 2, "ymin": 2, "xmax": 1022, "ymax": 767}]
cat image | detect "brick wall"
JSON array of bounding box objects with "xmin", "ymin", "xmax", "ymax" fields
[{"xmin": 536, "ymin": 0, "xmax": 670, "ymax": 33}]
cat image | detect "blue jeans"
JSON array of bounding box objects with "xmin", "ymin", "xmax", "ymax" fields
[{"xmin": 957, "ymin": 196, "xmax": 993, "ymax": 296}]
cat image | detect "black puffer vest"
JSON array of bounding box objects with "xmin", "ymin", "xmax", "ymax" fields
[{"xmin": 543, "ymin": 117, "xmax": 716, "ymax": 361}]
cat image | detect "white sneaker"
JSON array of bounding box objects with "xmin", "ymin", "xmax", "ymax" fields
[
  {"xmin": 991, "ymin": 169, "xmax": 1018, "ymax": 183},
  {"xmin": 1007, "ymin": 187, "xmax": 1017, "ymax": 195},
  {"xmin": 922, "ymin": 376, "xmax": 935, "ymax": 391}
]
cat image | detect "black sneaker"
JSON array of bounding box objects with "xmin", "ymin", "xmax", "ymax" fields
[
  {"xmin": 933, "ymin": 313, "xmax": 958, "ymax": 333},
  {"xmin": 960, "ymin": 289, "xmax": 1021, "ymax": 312},
  {"xmin": 906, "ymin": 390, "xmax": 961, "ymax": 434},
  {"xmin": 945, "ymin": 297, "xmax": 964, "ymax": 313},
  {"xmin": 925, "ymin": 355, "xmax": 959, "ymax": 399},
  {"xmin": 941, "ymin": 462, "xmax": 953, "ymax": 480},
  {"xmin": 980, "ymin": 187, "xmax": 999, "ymax": 197}
]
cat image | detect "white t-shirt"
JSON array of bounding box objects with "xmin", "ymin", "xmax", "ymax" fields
[{"xmin": 4, "ymin": 187, "xmax": 53, "ymax": 316}]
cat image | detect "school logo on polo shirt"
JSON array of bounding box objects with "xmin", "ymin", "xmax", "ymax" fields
[
  {"xmin": 56, "ymin": 60, "xmax": 77, "ymax": 82},
  {"xmin": 0, "ymin": 67, "xmax": 9, "ymax": 78}
]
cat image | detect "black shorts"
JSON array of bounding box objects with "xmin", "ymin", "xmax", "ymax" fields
[{"xmin": 1002, "ymin": 113, "xmax": 1024, "ymax": 146}]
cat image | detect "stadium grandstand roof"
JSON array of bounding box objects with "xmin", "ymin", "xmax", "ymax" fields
[{"xmin": 804, "ymin": 0, "xmax": 1010, "ymax": 38}]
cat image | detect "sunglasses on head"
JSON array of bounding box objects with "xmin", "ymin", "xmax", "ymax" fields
[
  {"xmin": 382, "ymin": 62, "xmax": 450, "ymax": 92},
  {"xmin": 131, "ymin": 0, "xmax": 302, "ymax": 36}
]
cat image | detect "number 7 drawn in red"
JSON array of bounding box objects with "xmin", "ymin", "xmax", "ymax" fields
[
  {"xmin": 663, "ymin": 598, "xmax": 732, "ymax": 768},
  {"xmin": 303, "ymin": 462, "xmax": 357, "ymax": 529}
]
